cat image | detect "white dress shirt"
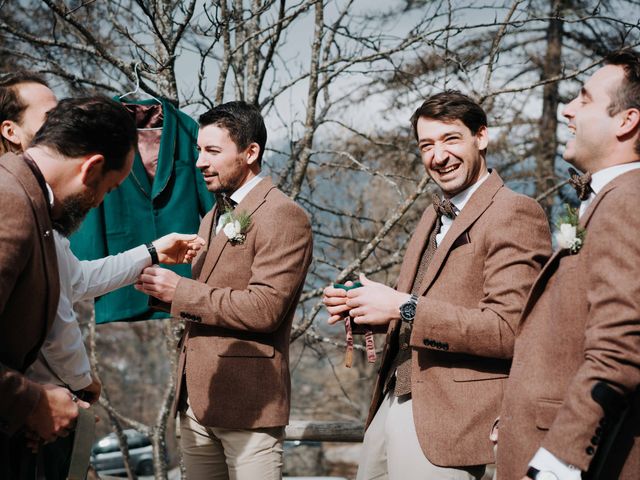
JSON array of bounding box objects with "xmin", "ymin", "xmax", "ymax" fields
[
  {"xmin": 578, "ymin": 162, "xmax": 640, "ymax": 217},
  {"xmin": 215, "ymin": 173, "xmax": 265, "ymax": 234},
  {"xmin": 26, "ymin": 231, "xmax": 152, "ymax": 391},
  {"xmin": 529, "ymin": 160, "xmax": 640, "ymax": 478},
  {"xmin": 435, "ymin": 171, "xmax": 490, "ymax": 246}
]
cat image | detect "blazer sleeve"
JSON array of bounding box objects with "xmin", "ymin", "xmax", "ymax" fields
[
  {"xmin": 410, "ymin": 195, "xmax": 551, "ymax": 359},
  {"xmin": 170, "ymin": 201, "xmax": 313, "ymax": 333},
  {"xmin": 0, "ymin": 188, "xmax": 43, "ymax": 433},
  {"xmin": 541, "ymin": 189, "xmax": 640, "ymax": 471}
]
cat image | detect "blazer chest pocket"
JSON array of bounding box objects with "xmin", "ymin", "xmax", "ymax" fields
[
  {"xmin": 535, "ymin": 398, "xmax": 562, "ymax": 430},
  {"xmin": 218, "ymin": 339, "xmax": 275, "ymax": 358},
  {"xmin": 448, "ymin": 242, "xmax": 474, "ymax": 258}
]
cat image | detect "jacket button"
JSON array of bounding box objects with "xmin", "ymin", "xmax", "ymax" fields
[
  {"xmin": 595, "ymin": 427, "xmax": 603, "ymax": 436},
  {"xmin": 591, "ymin": 436, "xmax": 599, "ymax": 445},
  {"xmin": 586, "ymin": 446, "xmax": 595, "ymax": 455},
  {"xmin": 401, "ymin": 342, "xmax": 409, "ymax": 350}
]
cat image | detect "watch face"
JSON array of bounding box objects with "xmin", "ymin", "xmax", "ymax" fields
[{"xmin": 400, "ymin": 301, "xmax": 416, "ymax": 321}]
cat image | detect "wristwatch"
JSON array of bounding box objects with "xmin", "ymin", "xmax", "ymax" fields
[
  {"xmin": 399, "ymin": 294, "xmax": 418, "ymax": 324},
  {"xmin": 526, "ymin": 467, "xmax": 559, "ymax": 480}
]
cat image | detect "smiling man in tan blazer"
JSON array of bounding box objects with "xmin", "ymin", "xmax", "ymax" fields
[
  {"xmin": 324, "ymin": 91, "xmax": 551, "ymax": 479},
  {"xmin": 137, "ymin": 101, "xmax": 313, "ymax": 480},
  {"xmin": 497, "ymin": 50, "xmax": 640, "ymax": 480}
]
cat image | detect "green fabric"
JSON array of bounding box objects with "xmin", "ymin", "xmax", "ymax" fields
[{"xmin": 69, "ymin": 98, "xmax": 214, "ymax": 323}]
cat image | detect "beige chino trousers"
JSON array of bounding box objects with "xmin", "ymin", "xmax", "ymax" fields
[
  {"xmin": 179, "ymin": 404, "xmax": 284, "ymax": 480},
  {"xmin": 357, "ymin": 389, "xmax": 492, "ymax": 480}
]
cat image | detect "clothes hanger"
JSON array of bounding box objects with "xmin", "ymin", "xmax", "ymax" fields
[
  {"xmin": 119, "ymin": 62, "xmax": 163, "ymax": 131},
  {"xmin": 119, "ymin": 61, "xmax": 162, "ymax": 105}
]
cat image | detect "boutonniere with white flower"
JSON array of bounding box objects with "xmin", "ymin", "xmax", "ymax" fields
[
  {"xmin": 555, "ymin": 204, "xmax": 586, "ymax": 254},
  {"xmin": 220, "ymin": 209, "xmax": 251, "ymax": 244}
]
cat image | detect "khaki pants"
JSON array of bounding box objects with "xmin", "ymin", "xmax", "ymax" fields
[
  {"xmin": 179, "ymin": 405, "xmax": 284, "ymax": 480},
  {"xmin": 357, "ymin": 390, "xmax": 490, "ymax": 480}
]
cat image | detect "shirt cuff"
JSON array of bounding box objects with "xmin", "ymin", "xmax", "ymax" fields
[
  {"xmin": 67, "ymin": 371, "xmax": 93, "ymax": 392},
  {"xmin": 529, "ymin": 448, "xmax": 582, "ymax": 479}
]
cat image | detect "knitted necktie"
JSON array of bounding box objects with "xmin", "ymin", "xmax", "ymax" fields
[
  {"xmin": 388, "ymin": 194, "xmax": 457, "ymax": 396},
  {"xmin": 568, "ymin": 167, "xmax": 594, "ymax": 201}
]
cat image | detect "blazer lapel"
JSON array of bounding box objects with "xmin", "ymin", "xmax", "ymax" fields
[
  {"xmin": 516, "ymin": 247, "xmax": 568, "ymax": 333},
  {"xmin": 396, "ymin": 207, "xmax": 436, "ymax": 294},
  {"xmin": 191, "ymin": 208, "xmax": 215, "ymax": 279},
  {"xmin": 417, "ymin": 170, "xmax": 503, "ymax": 297},
  {"xmin": 3, "ymin": 154, "xmax": 59, "ymax": 332},
  {"xmin": 198, "ymin": 177, "xmax": 275, "ymax": 283}
]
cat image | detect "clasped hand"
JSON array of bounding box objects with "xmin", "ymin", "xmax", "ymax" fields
[{"xmin": 322, "ymin": 273, "xmax": 410, "ymax": 326}]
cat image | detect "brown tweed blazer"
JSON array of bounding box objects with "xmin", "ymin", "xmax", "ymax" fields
[
  {"xmin": 367, "ymin": 170, "xmax": 551, "ymax": 467},
  {"xmin": 498, "ymin": 168, "xmax": 640, "ymax": 480},
  {"xmin": 170, "ymin": 177, "xmax": 313, "ymax": 429},
  {"xmin": 0, "ymin": 154, "xmax": 59, "ymax": 440}
]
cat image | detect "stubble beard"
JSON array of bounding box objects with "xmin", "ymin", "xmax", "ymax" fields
[{"xmin": 52, "ymin": 189, "xmax": 96, "ymax": 237}]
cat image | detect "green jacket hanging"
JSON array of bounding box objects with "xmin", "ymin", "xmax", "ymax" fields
[{"xmin": 70, "ymin": 98, "xmax": 214, "ymax": 323}]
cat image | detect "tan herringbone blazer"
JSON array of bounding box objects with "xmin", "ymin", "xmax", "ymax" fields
[
  {"xmin": 170, "ymin": 177, "xmax": 313, "ymax": 429},
  {"xmin": 0, "ymin": 153, "xmax": 60, "ymax": 472},
  {"xmin": 498, "ymin": 169, "xmax": 640, "ymax": 479},
  {"xmin": 368, "ymin": 170, "xmax": 551, "ymax": 467}
]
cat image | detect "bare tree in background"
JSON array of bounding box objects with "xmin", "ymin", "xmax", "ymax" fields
[{"xmin": 1, "ymin": 0, "xmax": 639, "ymax": 477}]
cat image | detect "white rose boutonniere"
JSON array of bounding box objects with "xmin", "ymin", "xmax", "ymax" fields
[
  {"xmin": 554, "ymin": 204, "xmax": 585, "ymax": 254},
  {"xmin": 221, "ymin": 210, "xmax": 251, "ymax": 244}
]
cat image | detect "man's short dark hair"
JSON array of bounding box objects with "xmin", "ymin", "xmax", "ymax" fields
[
  {"xmin": 32, "ymin": 96, "xmax": 138, "ymax": 172},
  {"xmin": 410, "ymin": 90, "xmax": 487, "ymax": 141},
  {"xmin": 604, "ymin": 49, "xmax": 640, "ymax": 155},
  {"xmin": 0, "ymin": 71, "xmax": 50, "ymax": 154},
  {"xmin": 199, "ymin": 101, "xmax": 267, "ymax": 166}
]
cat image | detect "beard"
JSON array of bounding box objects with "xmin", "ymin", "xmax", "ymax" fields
[{"xmin": 52, "ymin": 189, "xmax": 96, "ymax": 237}]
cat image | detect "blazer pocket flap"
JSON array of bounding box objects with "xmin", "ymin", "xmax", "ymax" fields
[
  {"xmin": 452, "ymin": 358, "xmax": 510, "ymax": 382},
  {"xmin": 218, "ymin": 339, "xmax": 275, "ymax": 358},
  {"xmin": 535, "ymin": 398, "xmax": 563, "ymax": 430},
  {"xmin": 452, "ymin": 367, "xmax": 509, "ymax": 382}
]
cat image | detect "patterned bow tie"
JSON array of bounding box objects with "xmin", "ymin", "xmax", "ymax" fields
[
  {"xmin": 216, "ymin": 194, "xmax": 236, "ymax": 212},
  {"xmin": 568, "ymin": 167, "xmax": 594, "ymax": 201},
  {"xmin": 432, "ymin": 194, "xmax": 457, "ymax": 219}
]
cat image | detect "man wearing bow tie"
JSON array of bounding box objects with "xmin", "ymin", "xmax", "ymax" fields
[
  {"xmin": 136, "ymin": 101, "xmax": 313, "ymax": 479},
  {"xmin": 323, "ymin": 91, "xmax": 551, "ymax": 479},
  {"xmin": 497, "ymin": 50, "xmax": 640, "ymax": 480}
]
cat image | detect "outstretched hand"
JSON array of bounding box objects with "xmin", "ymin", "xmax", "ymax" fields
[{"xmin": 153, "ymin": 233, "xmax": 205, "ymax": 265}]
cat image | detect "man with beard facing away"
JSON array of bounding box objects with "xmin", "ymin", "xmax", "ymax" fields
[
  {"xmin": 0, "ymin": 96, "xmax": 137, "ymax": 479},
  {"xmin": 496, "ymin": 50, "xmax": 640, "ymax": 480},
  {"xmin": 323, "ymin": 91, "xmax": 551, "ymax": 479},
  {"xmin": 1, "ymin": 74, "xmax": 205, "ymax": 479}
]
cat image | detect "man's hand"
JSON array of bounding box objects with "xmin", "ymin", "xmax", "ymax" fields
[
  {"xmin": 24, "ymin": 384, "xmax": 90, "ymax": 443},
  {"xmin": 80, "ymin": 374, "xmax": 102, "ymax": 404},
  {"xmin": 135, "ymin": 266, "xmax": 181, "ymax": 303},
  {"xmin": 153, "ymin": 233, "xmax": 205, "ymax": 265},
  {"xmin": 345, "ymin": 274, "xmax": 410, "ymax": 326},
  {"xmin": 323, "ymin": 280, "xmax": 354, "ymax": 325}
]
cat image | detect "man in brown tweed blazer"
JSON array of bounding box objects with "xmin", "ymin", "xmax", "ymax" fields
[
  {"xmin": 324, "ymin": 91, "xmax": 551, "ymax": 479},
  {"xmin": 496, "ymin": 50, "xmax": 640, "ymax": 480},
  {"xmin": 137, "ymin": 101, "xmax": 313, "ymax": 479},
  {"xmin": 0, "ymin": 96, "xmax": 137, "ymax": 479}
]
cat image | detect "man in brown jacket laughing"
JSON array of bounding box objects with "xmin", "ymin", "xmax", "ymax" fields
[
  {"xmin": 497, "ymin": 50, "xmax": 640, "ymax": 480},
  {"xmin": 324, "ymin": 91, "xmax": 551, "ymax": 479}
]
